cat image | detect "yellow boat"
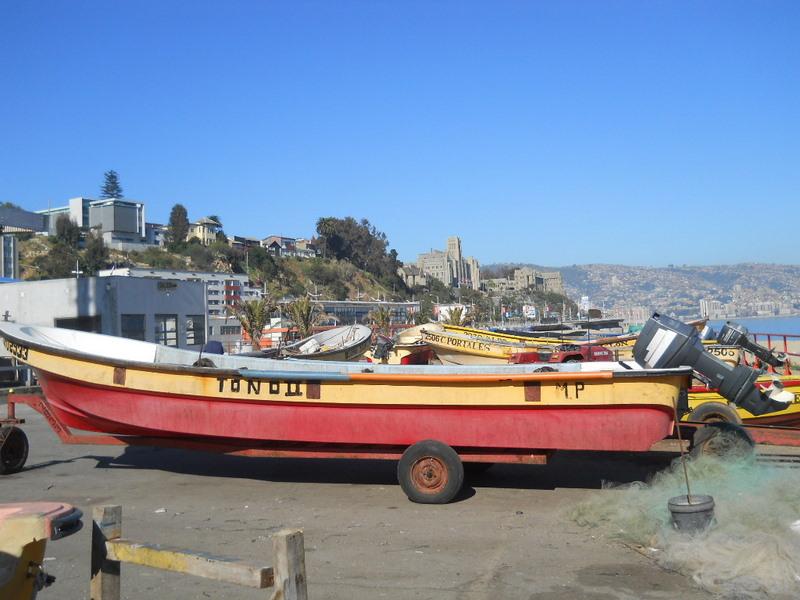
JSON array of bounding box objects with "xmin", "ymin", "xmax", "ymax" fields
[
  {"xmin": 442, "ymin": 324, "xmax": 740, "ymax": 365},
  {"xmin": 421, "ymin": 326, "xmax": 553, "ymax": 365},
  {"xmin": 686, "ymin": 374, "xmax": 800, "ymax": 425}
]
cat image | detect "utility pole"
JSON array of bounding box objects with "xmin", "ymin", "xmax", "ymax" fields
[{"xmin": 71, "ymin": 259, "xmax": 83, "ymax": 279}]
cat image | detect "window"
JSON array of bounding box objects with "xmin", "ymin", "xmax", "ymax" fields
[
  {"xmin": 186, "ymin": 315, "xmax": 205, "ymax": 346},
  {"xmin": 154, "ymin": 314, "xmax": 178, "ymax": 347},
  {"xmin": 55, "ymin": 315, "xmax": 102, "ymax": 333},
  {"xmin": 121, "ymin": 314, "xmax": 145, "ymax": 341},
  {"xmin": 220, "ymin": 325, "xmax": 241, "ymax": 335}
]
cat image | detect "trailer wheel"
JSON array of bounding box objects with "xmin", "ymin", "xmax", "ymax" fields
[
  {"xmin": 398, "ymin": 440, "xmax": 464, "ymax": 504},
  {"xmin": 0, "ymin": 426, "xmax": 29, "ymax": 474},
  {"xmin": 687, "ymin": 401, "xmax": 742, "ymax": 424},
  {"xmin": 690, "ymin": 422, "xmax": 753, "ymax": 460}
]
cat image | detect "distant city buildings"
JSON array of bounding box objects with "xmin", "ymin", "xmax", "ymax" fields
[
  {"xmin": 416, "ymin": 236, "xmax": 480, "ymax": 290},
  {"xmin": 483, "ymin": 267, "xmax": 564, "ymax": 295}
]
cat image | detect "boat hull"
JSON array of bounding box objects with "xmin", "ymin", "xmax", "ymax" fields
[
  {"xmin": 36, "ymin": 370, "xmax": 674, "ymax": 451},
  {"xmin": 0, "ymin": 322, "xmax": 690, "ymax": 454}
]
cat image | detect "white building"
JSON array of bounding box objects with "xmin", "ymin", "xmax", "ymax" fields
[
  {"xmin": 37, "ymin": 197, "xmax": 147, "ymax": 250},
  {"xmin": 0, "ymin": 276, "xmax": 207, "ymax": 350},
  {"xmin": 98, "ymin": 267, "xmax": 261, "ymax": 318}
]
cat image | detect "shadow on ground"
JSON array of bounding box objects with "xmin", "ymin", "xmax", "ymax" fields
[{"xmin": 83, "ymin": 446, "xmax": 675, "ymax": 492}]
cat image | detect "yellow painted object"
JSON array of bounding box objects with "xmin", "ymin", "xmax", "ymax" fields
[
  {"xmin": 0, "ymin": 503, "xmax": 82, "ymax": 600},
  {"xmin": 442, "ymin": 324, "xmax": 560, "ymax": 346},
  {"xmin": 421, "ymin": 327, "xmax": 559, "ymax": 365},
  {"xmin": 14, "ymin": 340, "xmax": 687, "ymax": 411},
  {"xmin": 443, "ymin": 324, "xmax": 740, "ymax": 364},
  {"xmin": 686, "ymin": 375, "xmax": 800, "ymax": 423}
]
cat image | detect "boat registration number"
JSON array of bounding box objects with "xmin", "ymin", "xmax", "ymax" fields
[
  {"xmin": 216, "ymin": 376, "xmax": 303, "ymax": 398},
  {"xmin": 3, "ymin": 339, "xmax": 28, "ymax": 361}
]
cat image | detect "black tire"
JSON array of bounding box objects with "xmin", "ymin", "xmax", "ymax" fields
[
  {"xmin": 687, "ymin": 401, "xmax": 742, "ymax": 424},
  {"xmin": 690, "ymin": 422, "xmax": 754, "ymax": 460},
  {"xmin": 398, "ymin": 440, "xmax": 464, "ymax": 504},
  {"xmin": 0, "ymin": 426, "xmax": 28, "ymax": 475}
]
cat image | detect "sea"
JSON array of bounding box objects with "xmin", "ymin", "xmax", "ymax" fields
[{"xmin": 708, "ymin": 316, "xmax": 800, "ymax": 336}]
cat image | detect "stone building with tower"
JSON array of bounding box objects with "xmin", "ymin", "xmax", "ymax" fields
[{"xmin": 416, "ymin": 236, "xmax": 481, "ymax": 290}]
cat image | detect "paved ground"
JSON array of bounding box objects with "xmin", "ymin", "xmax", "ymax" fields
[{"xmin": 0, "ymin": 404, "xmax": 715, "ymax": 599}]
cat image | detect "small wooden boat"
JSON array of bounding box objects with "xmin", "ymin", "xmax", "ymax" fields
[
  {"xmin": 0, "ymin": 322, "xmax": 691, "ymax": 454},
  {"xmin": 443, "ymin": 324, "xmax": 740, "ymax": 364},
  {"xmin": 364, "ymin": 324, "xmax": 436, "ymax": 365},
  {"xmin": 279, "ymin": 324, "xmax": 372, "ymax": 361},
  {"xmin": 421, "ymin": 327, "xmax": 545, "ymax": 365}
]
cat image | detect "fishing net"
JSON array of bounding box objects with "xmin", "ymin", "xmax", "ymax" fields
[{"xmin": 571, "ymin": 453, "xmax": 800, "ymax": 599}]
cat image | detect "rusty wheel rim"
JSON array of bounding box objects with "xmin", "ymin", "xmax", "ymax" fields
[{"xmin": 410, "ymin": 456, "xmax": 448, "ymax": 494}]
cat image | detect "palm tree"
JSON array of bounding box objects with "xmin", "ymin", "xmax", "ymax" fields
[
  {"xmin": 368, "ymin": 306, "xmax": 392, "ymax": 335},
  {"xmin": 232, "ymin": 296, "xmax": 276, "ymax": 348},
  {"xmin": 286, "ymin": 296, "xmax": 325, "ymax": 339},
  {"xmin": 445, "ymin": 306, "xmax": 466, "ymax": 326}
]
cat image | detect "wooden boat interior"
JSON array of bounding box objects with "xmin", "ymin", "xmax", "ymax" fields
[{"xmin": 1, "ymin": 322, "xmax": 681, "ymax": 376}]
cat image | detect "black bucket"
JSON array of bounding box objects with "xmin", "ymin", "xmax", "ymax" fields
[{"xmin": 668, "ymin": 494, "xmax": 715, "ymax": 533}]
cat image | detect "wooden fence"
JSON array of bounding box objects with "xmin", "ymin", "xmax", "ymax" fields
[{"xmin": 91, "ymin": 505, "xmax": 307, "ymax": 599}]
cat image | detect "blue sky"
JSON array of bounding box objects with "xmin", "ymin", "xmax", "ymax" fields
[{"xmin": 1, "ymin": 1, "xmax": 797, "ymax": 267}]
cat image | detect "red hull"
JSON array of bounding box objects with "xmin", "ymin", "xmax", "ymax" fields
[{"xmin": 39, "ymin": 373, "xmax": 674, "ymax": 452}]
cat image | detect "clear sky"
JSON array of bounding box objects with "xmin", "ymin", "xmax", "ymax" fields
[{"xmin": 1, "ymin": 1, "xmax": 798, "ymax": 267}]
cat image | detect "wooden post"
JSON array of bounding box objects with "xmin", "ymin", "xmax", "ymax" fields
[
  {"xmin": 270, "ymin": 529, "xmax": 307, "ymax": 600},
  {"xmin": 91, "ymin": 505, "xmax": 122, "ymax": 600}
]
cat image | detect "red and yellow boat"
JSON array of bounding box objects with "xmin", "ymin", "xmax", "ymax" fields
[
  {"xmin": 1, "ymin": 322, "xmax": 695, "ymax": 503},
  {"xmin": 0, "ymin": 322, "xmax": 693, "ymax": 450}
]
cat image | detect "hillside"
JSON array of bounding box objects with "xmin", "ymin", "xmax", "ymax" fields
[
  {"xmin": 486, "ymin": 262, "xmax": 800, "ymax": 317},
  {"xmin": 17, "ymin": 237, "xmax": 401, "ymax": 302}
]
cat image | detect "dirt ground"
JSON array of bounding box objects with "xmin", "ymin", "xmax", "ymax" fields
[{"xmin": 0, "ymin": 404, "xmax": 715, "ymax": 599}]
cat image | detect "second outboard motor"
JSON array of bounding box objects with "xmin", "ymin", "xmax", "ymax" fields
[
  {"xmin": 717, "ymin": 321, "xmax": 786, "ymax": 368},
  {"xmin": 633, "ymin": 313, "xmax": 788, "ymax": 416},
  {"xmin": 371, "ymin": 335, "xmax": 394, "ymax": 362}
]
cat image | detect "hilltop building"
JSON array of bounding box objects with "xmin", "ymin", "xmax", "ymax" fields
[
  {"xmin": 416, "ymin": 236, "xmax": 480, "ymax": 290},
  {"xmin": 187, "ymin": 217, "xmax": 222, "ymax": 246},
  {"xmin": 397, "ymin": 264, "xmax": 427, "ymax": 288},
  {"xmin": 37, "ymin": 197, "xmax": 147, "ymax": 250},
  {"xmin": 483, "ymin": 267, "xmax": 564, "ymax": 295},
  {"xmin": 261, "ymin": 236, "xmax": 318, "ymax": 258},
  {"xmin": 0, "ymin": 205, "xmax": 47, "ymax": 234}
]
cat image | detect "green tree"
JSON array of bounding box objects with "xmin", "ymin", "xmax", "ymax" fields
[
  {"xmin": 83, "ymin": 232, "xmax": 109, "ymax": 275},
  {"xmin": 367, "ymin": 306, "xmax": 392, "ymax": 335},
  {"xmin": 286, "ymin": 296, "xmax": 325, "ymax": 339},
  {"xmin": 315, "ymin": 216, "xmax": 408, "ymax": 294},
  {"xmin": 166, "ymin": 204, "xmax": 190, "ymax": 251},
  {"xmin": 55, "ymin": 214, "xmax": 81, "ymax": 249},
  {"xmin": 232, "ymin": 296, "xmax": 277, "ymax": 348},
  {"xmin": 33, "ymin": 240, "xmax": 79, "ymax": 279},
  {"xmin": 444, "ymin": 306, "xmax": 467, "ymax": 326},
  {"xmin": 100, "ymin": 170, "xmax": 124, "ymax": 199}
]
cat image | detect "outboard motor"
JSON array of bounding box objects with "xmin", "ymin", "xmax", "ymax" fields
[
  {"xmin": 633, "ymin": 313, "xmax": 788, "ymax": 416},
  {"xmin": 717, "ymin": 321, "xmax": 786, "ymax": 368},
  {"xmin": 371, "ymin": 335, "xmax": 394, "ymax": 362}
]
